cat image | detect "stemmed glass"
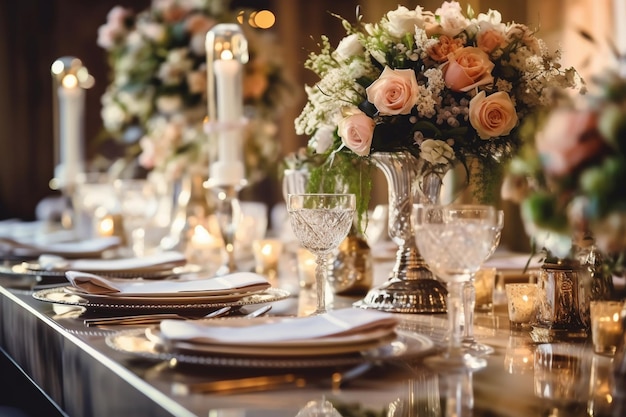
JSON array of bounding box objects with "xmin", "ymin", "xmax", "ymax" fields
[
  {"xmin": 462, "ymin": 209, "xmax": 504, "ymax": 355},
  {"xmin": 412, "ymin": 204, "xmax": 498, "ymax": 370},
  {"xmin": 287, "ymin": 193, "xmax": 356, "ymax": 315},
  {"xmin": 114, "ymin": 179, "xmax": 159, "ymax": 257}
]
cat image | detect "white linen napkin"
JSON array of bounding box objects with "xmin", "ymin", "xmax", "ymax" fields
[
  {"xmin": 38, "ymin": 250, "xmax": 187, "ymax": 272},
  {"xmin": 65, "ymin": 270, "xmax": 270, "ymax": 296},
  {"xmin": 159, "ymin": 308, "xmax": 398, "ymax": 344},
  {"xmin": 0, "ymin": 235, "xmax": 121, "ymax": 258}
]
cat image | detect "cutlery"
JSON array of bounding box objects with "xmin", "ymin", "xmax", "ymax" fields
[
  {"xmin": 83, "ymin": 306, "xmax": 233, "ymax": 326},
  {"xmin": 83, "ymin": 303, "xmax": 272, "ymax": 326},
  {"xmin": 240, "ymin": 304, "xmax": 272, "ymax": 318}
]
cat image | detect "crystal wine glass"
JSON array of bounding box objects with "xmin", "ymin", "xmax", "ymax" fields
[
  {"xmin": 114, "ymin": 179, "xmax": 159, "ymax": 257},
  {"xmin": 462, "ymin": 209, "xmax": 504, "ymax": 356},
  {"xmin": 287, "ymin": 193, "xmax": 356, "ymax": 315},
  {"xmin": 412, "ymin": 204, "xmax": 497, "ymax": 370}
]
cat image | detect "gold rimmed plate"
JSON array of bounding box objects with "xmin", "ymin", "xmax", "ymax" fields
[
  {"xmin": 32, "ymin": 286, "xmax": 290, "ymax": 313},
  {"xmin": 105, "ymin": 328, "xmax": 435, "ymax": 368}
]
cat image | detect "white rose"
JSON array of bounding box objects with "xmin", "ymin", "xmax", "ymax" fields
[
  {"xmin": 434, "ymin": 1, "xmax": 469, "ymax": 37},
  {"xmin": 334, "ymin": 34, "xmax": 364, "ymax": 61},
  {"xmin": 419, "ymin": 139, "xmax": 455, "ymax": 165},
  {"xmin": 385, "ymin": 6, "xmax": 425, "ymax": 38}
]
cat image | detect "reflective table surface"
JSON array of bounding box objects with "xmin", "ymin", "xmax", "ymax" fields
[{"xmin": 0, "ymin": 259, "xmax": 624, "ymax": 417}]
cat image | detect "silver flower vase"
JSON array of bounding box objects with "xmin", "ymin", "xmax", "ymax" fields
[{"xmin": 355, "ymin": 151, "xmax": 448, "ymax": 313}]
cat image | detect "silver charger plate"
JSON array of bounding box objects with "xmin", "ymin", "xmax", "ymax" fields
[
  {"xmin": 105, "ymin": 328, "xmax": 435, "ymax": 368},
  {"xmin": 8, "ymin": 261, "xmax": 203, "ymax": 279},
  {"xmin": 32, "ymin": 287, "xmax": 290, "ymax": 312}
]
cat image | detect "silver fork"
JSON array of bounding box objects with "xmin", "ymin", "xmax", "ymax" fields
[{"xmin": 83, "ymin": 306, "xmax": 233, "ymax": 326}]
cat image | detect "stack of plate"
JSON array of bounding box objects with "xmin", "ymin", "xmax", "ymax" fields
[{"xmin": 32, "ymin": 271, "xmax": 289, "ymax": 313}]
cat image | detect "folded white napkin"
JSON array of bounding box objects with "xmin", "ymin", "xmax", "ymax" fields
[
  {"xmin": 38, "ymin": 250, "xmax": 187, "ymax": 272},
  {"xmin": 1, "ymin": 236, "xmax": 121, "ymax": 258},
  {"xmin": 159, "ymin": 308, "xmax": 398, "ymax": 344},
  {"xmin": 65, "ymin": 270, "xmax": 270, "ymax": 296}
]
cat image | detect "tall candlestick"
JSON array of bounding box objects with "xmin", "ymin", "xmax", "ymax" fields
[
  {"xmin": 50, "ymin": 56, "xmax": 93, "ymax": 190},
  {"xmin": 205, "ymin": 24, "xmax": 248, "ymax": 186}
]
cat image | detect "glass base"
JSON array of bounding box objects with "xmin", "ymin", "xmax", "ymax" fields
[
  {"xmin": 424, "ymin": 351, "xmax": 487, "ymax": 371},
  {"xmin": 462, "ymin": 340, "xmax": 495, "ymax": 356}
]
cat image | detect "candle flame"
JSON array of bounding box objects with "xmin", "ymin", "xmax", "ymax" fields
[
  {"xmin": 62, "ymin": 74, "xmax": 79, "ymax": 89},
  {"xmin": 220, "ymin": 49, "xmax": 234, "ymax": 60}
]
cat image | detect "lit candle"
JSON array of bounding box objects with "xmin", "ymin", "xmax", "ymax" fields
[
  {"xmin": 205, "ymin": 24, "xmax": 248, "ymax": 185},
  {"xmin": 505, "ymin": 283, "xmax": 538, "ymax": 325},
  {"xmin": 57, "ymin": 73, "xmax": 85, "ymax": 186},
  {"xmin": 590, "ymin": 301, "xmax": 624, "ymax": 355},
  {"xmin": 214, "ymin": 53, "xmax": 243, "ymax": 163}
]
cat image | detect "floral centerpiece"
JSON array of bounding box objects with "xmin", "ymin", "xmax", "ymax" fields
[
  {"xmin": 98, "ymin": 0, "xmax": 294, "ymax": 182},
  {"xmin": 295, "ymin": 1, "xmax": 582, "ymax": 216},
  {"xmin": 502, "ymin": 64, "xmax": 626, "ymax": 274}
]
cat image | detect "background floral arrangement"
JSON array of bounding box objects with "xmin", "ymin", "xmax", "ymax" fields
[
  {"xmin": 295, "ymin": 1, "xmax": 582, "ymax": 214},
  {"xmin": 98, "ymin": 0, "xmax": 294, "ymax": 182},
  {"xmin": 502, "ymin": 65, "xmax": 626, "ymax": 272}
]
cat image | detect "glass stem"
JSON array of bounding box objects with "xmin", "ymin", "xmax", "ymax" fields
[
  {"xmin": 314, "ymin": 254, "xmax": 328, "ymax": 314},
  {"xmin": 463, "ymin": 278, "xmax": 476, "ymax": 342},
  {"xmin": 447, "ymin": 281, "xmax": 464, "ymax": 353}
]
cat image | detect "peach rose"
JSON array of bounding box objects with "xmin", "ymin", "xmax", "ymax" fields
[
  {"xmin": 443, "ymin": 47, "xmax": 494, "ymax": 92},
  {"xmin": 427, "ymin": 35, "xmax": 465, "ymax": 62},
  {"xmin": 477, "ymin": 29, "xmax": 505, "ymax": 54},
  {"xmin": 338, "ymin": 108, "xmax": 375, "ymax": 156},
  {"xmin": 468, "ymin": 91, "xmax": 518, "ymax": 139},
  {"xmin": 535, "ymin": 109, "xmax": 608, "ymax": 176},
  {"xmin": 366, "ymin": 66, "xmax": 419, "ymax": 115}
]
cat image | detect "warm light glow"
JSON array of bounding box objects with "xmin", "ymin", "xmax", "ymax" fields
[
  {"xmin": 254, "ymin": 10, "xmax": 275, "ymax": 29},
  {"xmin": 248, "ymin": 11, "xmax": 258, "ymax": 28},
  {"xmin": 62, "ymin": 74, "xmax": 78, "ymax": 89},
  {"xmin": 522, "ymin": 295, "xmax": 529, "ymax": 302},
  {"xmin": 261, "ymin": 243, "xmax": 273, "ymax": 256},
  {"xmin": 98, "ymin": 216, "xmax": 115, "ymax": 237},
  {"xmin": 191, "ymin": 225, "xmax": 214, "ymax": 246},
  {"xmin": 612, "ymin": 313, "xmax": 620, "ymax": 322},
  {"xmin": 51, "ymin": 60, "xmax": 65, "ymax": 75},
  {"xmin": 220, "ymin": 49, "xmax": 234, "ymax": 60}
]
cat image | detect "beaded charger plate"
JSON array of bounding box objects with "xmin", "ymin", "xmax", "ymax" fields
[{"xmin": 32, "ymin": 287, "xmax": 290, "ymax": 313}]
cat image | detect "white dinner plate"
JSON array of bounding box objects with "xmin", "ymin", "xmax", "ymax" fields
[
  {"xmin": 105, "ymin": 328, "xmax": 435, "ymax": 368},
  {"xmin": 145, "ymin": 324, "xmax": 398, "ymax": 357}
]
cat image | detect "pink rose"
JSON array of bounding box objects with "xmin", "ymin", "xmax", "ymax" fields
[
  {"xmin": 366, "ymin": 67, "xmax": 419, "ymax": 115},
  {"xmin": 443, "ymin": 47, "xmax": 495, "ymax": 92},
  {"xmin": 427, "ymin": 35, "xmax": 465, "ymax": 63},
  {"xmin": 338, "ymin": 108, "xmax": 375, "ymax": 156},
  {"xmin": 535, "ymin": 110, "xmax": 608, "ymax": 176},
  {"xmin": 477, "ymin": 29, "xmax": 505, "ymax": 54},
  {"xmin": 469, "ymin": 91, "xmax": 518, "ymax": 139}
]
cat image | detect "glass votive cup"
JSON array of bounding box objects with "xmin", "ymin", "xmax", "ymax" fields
[
  {"xmin": 474, "ymin": 267, "xmax": 497, "ymax": 311},
  {"xmin": 252, "ymin": 239, "xmax": 283, "ymax": 285},
  {"xmin": 296, "ymin": 248, "xmax": 317, "ymax": 289},
  {"xmin": 590, "ymin": 300, "xmax": 625, "ymax": 356},
  {"xmin": 505, "ymin": 283, "xmax": 538, "ymax": 327}
]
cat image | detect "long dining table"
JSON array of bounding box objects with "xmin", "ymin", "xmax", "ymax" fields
[{"xmin": 0, "ymin": 253, "xmax": 624, "ymax": 417}]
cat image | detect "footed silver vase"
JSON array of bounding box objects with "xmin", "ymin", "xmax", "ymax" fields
[{"xmin": 354, "ymin": 151, "xmax": 447, "ymax": 313}]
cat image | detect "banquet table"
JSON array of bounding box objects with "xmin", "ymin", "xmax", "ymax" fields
[{"xmin": 0, "ymin": 256, "xmax": 624, "ymax": 417}]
